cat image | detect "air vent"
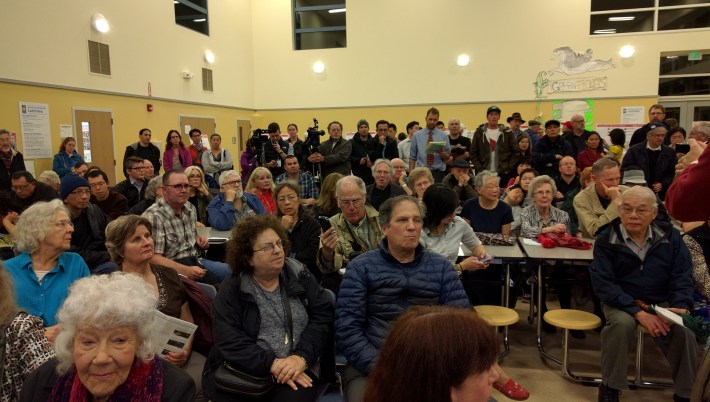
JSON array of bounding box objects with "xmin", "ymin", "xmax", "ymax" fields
[
  {"xmin": 202, "ymin": 68, "xmax": 213, "ymax": 92},
  {"xmin": 88, "ymin": 40, "xmax": 111, "ymax": 76}
]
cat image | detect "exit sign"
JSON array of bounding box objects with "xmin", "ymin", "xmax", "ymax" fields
[{"xmin": 689, "ymin": 51, "xmax": 703, "ymax": 61}]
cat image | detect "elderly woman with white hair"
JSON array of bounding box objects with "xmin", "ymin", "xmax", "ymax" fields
[
  {"xmin": 20, "ymin": 272, "xmax": 196, "ymax": 401},
  {"xmin": 207, "ymin": 170, "xmax": 267, "ymax": 231},
  {"xmin": 127, "ymin": 175, "xmax": 163, "ymax": 215},
  {"xmin": 519, "ymin": 175, "xmax": 570, "ymax": 240},
  {"xmin": 4, "ymin": 200, "xmax": 89, "ymax": 330}
]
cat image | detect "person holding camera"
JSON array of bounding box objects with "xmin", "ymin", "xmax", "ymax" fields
[
  {"xmin": 317, "ymin": 175, "xmax": 381, "ymax": 294},
  {"xmin": 263, "ymin": 122, "xmax": 291, "ymax": 178}
]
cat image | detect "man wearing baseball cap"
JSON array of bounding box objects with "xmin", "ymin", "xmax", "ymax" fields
[
  {"xmin": 470, "ymin": 106, "xmax": 518, "ymax": 186},
  {"xmin": 532, "ymin": 120, "xmax": 574, "ymax": 177}
]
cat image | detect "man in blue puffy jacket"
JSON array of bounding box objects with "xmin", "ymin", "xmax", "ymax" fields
[{"xmin": 334, "ymin": 195, "xmax": 469, "ymax": 402}]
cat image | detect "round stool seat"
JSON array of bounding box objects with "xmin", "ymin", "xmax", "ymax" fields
[
  {"xmin": 474, "ymin": 305, "xmax": 519, "ymax": 327},
  {"xmin": 544, "ymin": 309, "xmax": 601, "ymax": 331}
]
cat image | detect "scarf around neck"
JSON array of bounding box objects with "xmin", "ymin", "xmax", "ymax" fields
[{"xmin": 48, "ymin": 356, "xmax": 164, "ymax": 402}]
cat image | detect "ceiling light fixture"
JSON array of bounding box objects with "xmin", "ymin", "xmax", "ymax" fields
[
  {"xmin": 194, "ymin": 18, "xmax": 206, "ymax": 22},
  {"xmin": 313, "ymin": 61, "xmax": 325, "ymax": 74},
  {"xmin": 91, "ymin": 13, "xmax": 110, "ymax": 33},
  {"xmin": 329, "ymin": 8, "xmax": 346, "ymax": 13},
  {"xmin": 608, "ymin": 16, "xmax": 635, "ymax": 22},
  {"xmin": 204, "ymin": 50, "xmax": 215, "ymax": 64},
  {"xmin": 456, "ymin": 54, "xmax": 470, "ymax": 67},
  {"xmin": 619, "ymin": 45, "xmax": 635, "ymax": 58},
  {"xmin": 593, "ymin": 29, "xmax": 617, "ymax": 34}
]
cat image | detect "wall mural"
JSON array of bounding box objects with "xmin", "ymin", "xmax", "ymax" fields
[{"xmin": 534, "ymin": 47, "xmax": 616, "ymax": 101}]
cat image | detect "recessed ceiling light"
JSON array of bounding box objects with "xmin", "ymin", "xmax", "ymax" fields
[
  {"xmin": 329, "ymin": 8, "xmax": 346, "ymax": 13},
  {"xmin": 608, "ymin": 16, "xmax": 635, "ymax": 22}
]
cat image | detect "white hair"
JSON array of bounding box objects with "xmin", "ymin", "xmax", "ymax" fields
[
  {"xmin": 38, "ymin": 170, "xmax": 60, "ymax": 187},
  {"xmin": 617, "ymin": 186, "xmax": 658, "ymax": 211},
  {"xmin": 336, "ymin": 175, "xmax": 366, "ymax": 198},
  {"xmin": 218, "ymin": 169, "xmax": 240, "ymax": 186},
  {"xmin": 371, "ymin": 158, "xmax": 393, "ymax": 176},
  {"xmin": 474, "ymin": 170, "xmax": 499, "ymax": 190},
  {"xmin": 54, "ymin": 272, "xmax": 158, "ymax": 373},
  {"xmin": 14, "ymin": 200, "xmax": 69, "ymax": 254},
  {"xmin": 529, "ymin": 175, "xmax": 557, "ymax": 196}
]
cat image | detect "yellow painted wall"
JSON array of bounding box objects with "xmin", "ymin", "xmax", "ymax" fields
[{"xmin": 0, "ymin": 82, "xmax": 255, "ymax": 179}]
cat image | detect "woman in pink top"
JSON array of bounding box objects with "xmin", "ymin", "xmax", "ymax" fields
[{"xmin": 163, "ymin": 130, "xmax": 193, "ymax": 171}]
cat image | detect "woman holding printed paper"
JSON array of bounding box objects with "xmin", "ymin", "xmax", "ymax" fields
[
  {"xmin": 104, "ymin": 215, "xmax": 207, "ymax": 398},
  {"xmin": 20, "ymin": 272, "xmax": 195, "ymax": 402}
]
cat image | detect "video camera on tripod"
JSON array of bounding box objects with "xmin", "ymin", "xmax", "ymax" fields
[
  {"xmin": 304, "ymin": 118, "xmax": 326, "ymax": 183},
  {"xmin": 250, "ymin": 127, "xmax": 276, "ymax": 166}
]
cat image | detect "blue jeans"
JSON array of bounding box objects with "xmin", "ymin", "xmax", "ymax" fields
[{"xmin": 200, "ymin": 258, "xmax": 230, "ymax": 281}]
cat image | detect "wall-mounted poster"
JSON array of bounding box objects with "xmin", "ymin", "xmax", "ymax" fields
[
  {"xmin": 19, "ymin": 102, "xmax": 52, "ymax": 158},
  {"xmin": 552, "ymin": 99, "xmax": 594, "ymax": 131}
]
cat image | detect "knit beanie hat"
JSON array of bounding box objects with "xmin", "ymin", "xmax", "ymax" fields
[
  {"xmin": 357, "ymin": 119, "xmax": 369, "ymax": 128},
  {"xmin": 60, "ymin": 173, "xmax": 90, "ymax": 200}
]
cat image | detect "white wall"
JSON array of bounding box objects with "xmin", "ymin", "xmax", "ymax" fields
[
  {"xmin": 251, "ymin": 0, "xmax": 710, "ymax": 109},
  {"xmin": 0, "ymin": 0, "xmax": 255, "ymax": 108}
]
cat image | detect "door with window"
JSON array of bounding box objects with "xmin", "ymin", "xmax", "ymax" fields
[
  {"xmin": 73, "ymin": 109, "xmax": 116, "ymax": 184},
  {"xmin": 662, "ymin": 100, "xmax": 710, "ymax": 133}
]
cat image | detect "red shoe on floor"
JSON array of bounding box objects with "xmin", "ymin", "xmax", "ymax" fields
[{"xmin": 493, "ymin": 378, "xmax": 530, "ymax": 401}]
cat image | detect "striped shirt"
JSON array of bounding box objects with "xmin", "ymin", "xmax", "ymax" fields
[{"xmin": 520, "ymin": 204, "xmax": 570, "ymax": 239}]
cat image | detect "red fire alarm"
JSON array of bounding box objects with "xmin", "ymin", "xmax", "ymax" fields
[{"xmin": 147, "ymin": 104, "xmax": 154, "ymax": 112}]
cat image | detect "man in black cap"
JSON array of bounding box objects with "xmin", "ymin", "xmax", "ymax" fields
[
  {"xmin": 470, "ymin": 106, "xmax": 518, "ymax": 186},
  {"xmin": 533, "ymin": 120, "xmax": 574, "ymax": 177},
  {"xmin": 442, "ymin": 159, "xmax": 476, "ymax": 206},
  {"xmin": 506, "ymin": 112, "xmax": 526, "ymax": 139},
  {"xmin": 262, "ymin": 122, "xmax": 290, "ymax": 178},
  {"xmin": 621, "ymin": 122, "xmax": 676, "ymax": 199},
  {"xmin": 350, "ymin": 119, "xmax": 376, "ymax": 185}
]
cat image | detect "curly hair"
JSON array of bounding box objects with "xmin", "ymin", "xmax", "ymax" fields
[
  {"xmin": 54, "ymin": 272, "xmax": 157, "ymax": 373},
  {"xmin": 226, "ymin": 215, "xmax": 291, "ymax": 275}
]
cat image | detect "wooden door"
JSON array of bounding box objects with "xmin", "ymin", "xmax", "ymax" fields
[
  {"xmin": 73, "ymin": 109, "xmax": 116, "ymax": 184},
  {"xmin": 237, "ymin": 119, "xmax": 251, "ymax": 170}
]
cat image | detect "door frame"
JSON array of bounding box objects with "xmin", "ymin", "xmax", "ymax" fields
[{"xmin": 71, "ymin": 107, "xmax": 117, "ymax": 181}]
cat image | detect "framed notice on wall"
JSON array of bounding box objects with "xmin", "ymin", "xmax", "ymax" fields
[{"xmin": 19, "ymin": 102, "xmax": 53, "ymax": 158}]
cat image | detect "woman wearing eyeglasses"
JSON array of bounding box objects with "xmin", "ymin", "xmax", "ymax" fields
[
  {"xmin": 207, "ymin": 170, "xmax": 266, "ymax": 231},
  {"xmin": 204, "ymin": 215, "xmax": 334, "ymax": 402},
  {"xmin": 275, "ymin": 181, "xmax": 322, "ymax": 280},
  {"xmin": 3, "ymin": 200, "xmax": 89, "ymax": 336},
  {"xmin": 163, "ymin": 129, "xmax": 193, "ymax": 171},
  {"xmin": 185, "ymin": 165, "xmax": 213, "ymax": 225}
]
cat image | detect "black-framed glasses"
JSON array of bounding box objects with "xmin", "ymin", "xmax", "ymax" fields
[
  {"xmin": 253, "ymin": 239, "xmax": 283, "ymax": 254},
  {"xmin": 222, "ymin": 180, "xmax": 241, "ymax": 187},
  {"xmin": 129, "ymin": 166, "xmax": 145, "ymax": 171},
  {"xmin": 166, "ymin": 183, "xmax": 190, "ymax": 190}
]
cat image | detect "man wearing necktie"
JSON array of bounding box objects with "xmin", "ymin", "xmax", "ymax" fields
[{"xmin": 409, "ymin": 107, "xmax": 451, "ymax": 183}]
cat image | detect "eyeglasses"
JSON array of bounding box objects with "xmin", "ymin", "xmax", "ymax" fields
[
  {"xmin": 89, "ymin": 181, "xmax": 106, "ymax": 188},
  {"xmin": 53, "ymin": 219, "xmax": 74, "ymax": 229},
  {"xmin": 11, "ymin": 183, "xmax": 30, "ymax": 191},
  {"xmin": 338, "ymin": 198, "xmax": 364, "ymax": 208},
  {"xmin": 277, "ymin": 194, "xmax": 298, "ymax": 203},
  {"xmin": 534, "ymin": 190, "xmax": 553, "ymax": 196},
  {"xmin": 253, "ymin": 239, "xmax": 283, "ymax": 254},
  {"xmin": 572, "ymin": 119, "xmax": 585, "ymax": 123},
  {"xmin": 222, "ymin": 180, "xmax": 241, "ymax": 187},
  {"xmin": 619, "ymin": 206, "xmax": 653, "ymax": 216},
  {"xmin": 129, "ymin": 166, "xmax": 145, "ymax": 171},
  {"xmin": 166, "ymin": 183, "xmax": 190, "ymax": 190},
  {"xmin": 70, "ymin": 189, "xmax": 92, "ymax": 196}
]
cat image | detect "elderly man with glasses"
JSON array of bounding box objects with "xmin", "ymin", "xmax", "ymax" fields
[
  {"xmin": 591, "ymin": 186, "xmax": 697, "ymax": 402},
  {"xmin": 143, "ymin": 169, "xmax": 230, "ymax": 284},
  {"xmin": 207, "ymin": 169, "xmax": 266, "ymax": 231},
  {"xmin": 562, "ymin": 114, "xmax": 592, "ymax": 158},
  {"xmin": 318, "ymin": 175, "xmax": 382, "ymax": 293}
]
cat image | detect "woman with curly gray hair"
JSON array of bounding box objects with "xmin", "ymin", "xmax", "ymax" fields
[
  {"xmin": 20, "ymin": 272, "xmax": 195, "ymax": 402},
  {"xmin": 4, "ymin": 200, "xmax": 89, "ymax": 330}
]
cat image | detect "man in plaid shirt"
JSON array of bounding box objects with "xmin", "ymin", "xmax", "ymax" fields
[{"xmin": 275, "ymin": 155, "xmax": 319, "ymax": 205}]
